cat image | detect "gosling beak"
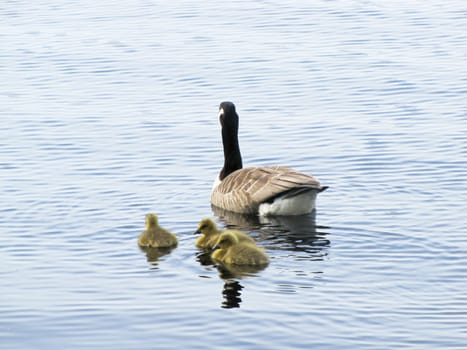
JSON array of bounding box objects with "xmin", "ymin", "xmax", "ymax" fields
[
  {"xmin": 193, "ymin": 229, "xmax": 201, "ymax": 235},
  {"xmin": 212, "ymin": 244, "xmax": 220, "ymax": 250}
]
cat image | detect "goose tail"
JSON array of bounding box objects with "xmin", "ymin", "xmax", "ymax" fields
[{"xmin": 319, "ymin": 186, "xmax": 329, "ymax": 193}]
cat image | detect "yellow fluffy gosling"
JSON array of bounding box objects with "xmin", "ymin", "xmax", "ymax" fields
[
  {"xmin": 138, "ymin": 213, "xmax": 178, "ymax": 248},
  {"xmin": 194, "ymin": 217, "xmax": 254, "ymax": 249},
  {"xmin": 211, "ymin": 231, "xmax": 269, "ymax": 266}
]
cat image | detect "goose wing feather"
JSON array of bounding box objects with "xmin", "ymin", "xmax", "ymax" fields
[{"xmin": 211, "ymin": 166, "xmax": 323, "ymax": 214}]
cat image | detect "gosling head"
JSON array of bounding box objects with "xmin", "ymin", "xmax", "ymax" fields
[
  {"xmin": 213, "ymin": 231, "xmax": 239, "ymax": 250},
  {"xmin": 145, "ymin": 213, "xmax": 158, "ymax": 229},
  {"xmin": 194, "ymin": 217, "xmax": 218, "ymax": 236}
]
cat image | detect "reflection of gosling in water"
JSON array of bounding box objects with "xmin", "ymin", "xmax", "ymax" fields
[
  {"xmin": 212, "ymin": 231, "xmax": 269, "ymax": 266},
  {"xmin": 194, "ymin": 217, "xmax": 254, "ymax": 249},
  {"xmin": 138, "ymin": 213, "xmax": 178, "ymax": 248}
]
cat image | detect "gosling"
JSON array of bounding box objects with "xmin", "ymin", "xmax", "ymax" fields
[
  {"xmin": 138, "ymin": 213, "xmax": 178, "ymax": 248},
  {"xmin": 211, "ymin": 231, "xmax": 269, "ymax": 266},
  {"xmin": 194, "ymin": 217, "xmax": 254, "ymax": 249}
]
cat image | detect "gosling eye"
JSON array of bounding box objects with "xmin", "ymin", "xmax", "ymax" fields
[{"xmin": 200, "ymin": 225, "xmax": 206, "ymax": 230}]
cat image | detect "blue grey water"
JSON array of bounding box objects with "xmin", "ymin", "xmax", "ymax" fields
[{"xmin": 1, "ymin": 1, "xmax": 466, "ymax": 349}]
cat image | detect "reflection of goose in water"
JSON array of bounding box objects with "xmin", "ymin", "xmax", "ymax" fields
[
  {"xmin": 221, "ymin": 280, "xmax": 243, "ymax": 309},
  {"xmin": 138, "ymin": 246, "xmax": 176, "ymax": 269},
  {"xmin": 216, "ymin": 260, "xmax": 268, "ymax": 279},
  {"xmin": 195, "ymin": 249, "xmax": 214, "ymax": 266},
  {"xmin": 211, "ymin": 205, "xmax": 330, "ymax": 259},
  {"xmin": 205, "ymin": 206, "xmax": 330, "ymax": 308},
  {"xmin": 216, "ymin": 261, "xmax": 268, "ymax": 309}
]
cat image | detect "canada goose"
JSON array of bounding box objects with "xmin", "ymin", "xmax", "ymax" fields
[
  {"xmin": 194, "ymin": 217, "xmax": 254, "ymax": 249},
  {"xmin": 138, "ymin": 213, "xmax": 178, "ymax": 248},
  {"xmin": 211, "ymin": 101, "xmax": 328, "ymax": 215},
  {"xmin": 211, "ymin": 231, "xmax": 269, "ymax": 266}
]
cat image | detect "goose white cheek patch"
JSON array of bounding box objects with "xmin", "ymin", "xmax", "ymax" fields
[{"xmin": 218, "ymin": 108, "xmax": 224, "ymax": 118}]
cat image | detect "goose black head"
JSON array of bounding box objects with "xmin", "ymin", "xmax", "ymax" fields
[{"xmin": 218, "ymin": 101, "xmax": 238, "ymax": 131}]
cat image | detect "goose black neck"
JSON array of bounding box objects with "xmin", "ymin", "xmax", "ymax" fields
[{"xmin": 220, "ymin": 120, "xmax": 243, "ymax": 181}]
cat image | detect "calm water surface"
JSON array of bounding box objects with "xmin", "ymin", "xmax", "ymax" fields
[{"xmin": 1, "ymin": 1, "xmax": 467, "ymax": 349}]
